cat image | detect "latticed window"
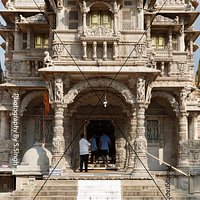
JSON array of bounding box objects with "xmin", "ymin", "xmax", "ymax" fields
[
  {"xmin": 145, "ymin": 120, "xmax": 160, "ymax": 142},
  {"xmin": 34, "ymin": 34, "xmax": 48, "ymax": 48},
  {"xmin": 152, "ymin": 36, "xmax": 165, "ymax": 49}
]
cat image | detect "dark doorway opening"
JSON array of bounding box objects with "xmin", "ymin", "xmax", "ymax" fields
[{"xmin": 86, "ymin": 120, "xmax": 116, "ymax": 164}]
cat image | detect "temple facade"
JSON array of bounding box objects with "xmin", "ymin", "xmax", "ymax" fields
[{"xmin": 0, "ymin": 0, "xmax": 200, "ymax": 198}]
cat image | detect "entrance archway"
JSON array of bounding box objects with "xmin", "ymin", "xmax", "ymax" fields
[{"xmin": 86, "ymin": 120, "xmax": 116, "ymax": 164}]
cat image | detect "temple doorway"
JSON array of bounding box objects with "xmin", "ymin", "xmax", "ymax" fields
[{"xmin": 86, "ymin": 120, "xmax": 116, "ymax": 164}]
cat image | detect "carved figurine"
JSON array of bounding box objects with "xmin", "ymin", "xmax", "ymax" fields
[{"xmin": 44, "ymin": 51, "xmax": 53, "ymax": 67}]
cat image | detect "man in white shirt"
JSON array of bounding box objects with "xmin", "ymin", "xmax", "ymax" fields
[{"xmin": 79, "ymin": 133, "xmax": 91, "ymax": 172}]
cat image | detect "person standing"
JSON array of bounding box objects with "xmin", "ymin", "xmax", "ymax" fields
[
  {"xmin": 79, "ymin": 133, "xmax": 91, "ymax": 172},
  {"xmin": 90, "ymin": 134, "xmax": 98, "ymax": 164},
  {"xmin": 99, "ymin": 133, "xmax": 111, "ymax": 166}
]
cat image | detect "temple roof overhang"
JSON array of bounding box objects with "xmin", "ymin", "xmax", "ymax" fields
[
  {"xmin": 38, "ymin": 65, "xmax": 160, "ymax": 81},
  {"xmin": 146, "ymin": 12, "xmax": 200, "ymax": 27}
]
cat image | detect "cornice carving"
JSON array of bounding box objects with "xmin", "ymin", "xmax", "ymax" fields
[{"xmin": 63, "ymin": 78, "xmax": 135, "ymax": 106}]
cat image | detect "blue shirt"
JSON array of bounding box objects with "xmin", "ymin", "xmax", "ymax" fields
[
  {"xmin": 91, "ymin": 137, "xmax": 97, "ymax": 151},
  {"xmin": 100, "ymin": 134, "xmax": 110, "ymax": 151}
]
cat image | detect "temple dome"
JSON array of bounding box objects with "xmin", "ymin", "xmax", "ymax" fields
[{"xmin": 21, "ymin": 142, "xmax": 52, "ymax": 173}]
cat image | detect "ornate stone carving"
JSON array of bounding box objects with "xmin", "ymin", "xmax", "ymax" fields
[
  {"xmin": 153, "ymin": 15, "xmax": 179, "ymax": 25},
  {"xmin": 6, "ymin": 0, "xmax": 14, "ymax": 10},
  {"xmin": 26, "ymin": 13, "xmax": 46, "ymax": 23},
  {"xmin": 44, "ymin": 51, "xmax": 54, "ymax": 68},
  {"xmin": 63, "ymin": 78, "xmax": 135, "ymax": 106},
  {"xmin": 55, "ymin": 77, "xmax": 63, "ymax": 102},
  {"xmin": 136, "ymin": 77, "xmax": 145, "ymax": 102},
  {"xmin": 180, "ymin": 89, "xmax": 187, "ymax": 112},
  {"xmin": 86, "ymin": 26, "xmax": 113, "ymax": 37}
]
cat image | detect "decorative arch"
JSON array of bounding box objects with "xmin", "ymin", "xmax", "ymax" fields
[
  {"xmin": 152, "ymin": 91, "xmax": 179, "ymax": 114},
  {"xmin": 20, "ymin": 91, "xmax": 44, "ymax": 116},
  {"xmin": 63, "ymin": 78, "xmax": 135, "ymax": 107},
  {"xmin": 88, "ymin": 1, "xmax": 112, "ymax": 10}
]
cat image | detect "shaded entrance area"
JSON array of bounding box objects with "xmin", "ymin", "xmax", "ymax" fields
[{"xmin": 86, "ymin": 120, "xmax": 116, "ymax": 164}]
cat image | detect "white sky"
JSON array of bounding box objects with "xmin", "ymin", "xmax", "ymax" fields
[{"xmin": 0, "ymin": 2, "xmax": 199, "ymax": 74}]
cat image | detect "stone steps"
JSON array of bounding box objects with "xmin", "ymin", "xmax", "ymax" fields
[{"xmin": 0, "ymin": 177, "xmax": 198, "ymax": 200}]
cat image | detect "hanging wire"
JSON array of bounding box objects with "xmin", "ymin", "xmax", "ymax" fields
[{"xmin": 17, "ymin": 0, "xmax": 182, "ymax": 199}]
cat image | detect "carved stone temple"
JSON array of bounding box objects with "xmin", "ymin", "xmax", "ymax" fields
[{"xmin": 0, "ymin": 0, "xmax": 200, "ymax": 199}]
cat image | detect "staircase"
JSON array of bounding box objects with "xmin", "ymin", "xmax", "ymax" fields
[{"xmin": 0, "ymin": 175, "xmax": 199, "ymax": 200}]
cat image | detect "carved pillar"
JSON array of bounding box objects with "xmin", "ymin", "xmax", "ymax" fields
[
  {"xmin": 133, "ymin": 77, "xmax": 148, "ymax": 175},
  {"xmin": 179, "ymin": 17, "xmax": 185, "ymax": 51},
  {"xmin": 93, "ymin": 41, "xmax": 97, "ymax": 60},
  {"xmin": 168, "ymin": 61, "xmax": 172, "ymax": 76},
  {"xmin": 177, "ymin": 88, "xmax": 189, "ymax": 167},
  {"xmin": 126, "ymin": 107, "xmax": 137, "ymax": 171},
  {"xmin": 168, "ymin": 29, "xmax": 172, "ymax": 56},
  {"xmin": 51, "ymin": 76, "xmax": 66, "ymax": 169},
  {"xmin": 64, "ymin": 110, "xmax": 72, "ymax": 169},
  {"xmin": 190, "ymin": 113, "xmax": 198, "ymax": 140},
  {"xmin": 112, "ymin": 1, "xmax": 119, "ymax": 35},
  {"xmin": 56, "ymin": 8, "xmax": 65, "ymax": 29},
  {"xmin": 81, "ymin": 1, "xmax": 89, "ymax": 35},
  {"xmin": 161, "ymin": 62, "xmax": 164, "ymax": 76},
  {"xmin": 82, "ymin": 41, "xmax": 87, "ymax": 60},
  {"xmin": 103, "ymin": 41, "xmax": 107, "ymax": 60},
  {"xmin": 113, "ymin": 41, "xmax": 118, "ymax": 60},
  {"xmin": 52, "ymin": 104, "xmax": 66, "ymax": 168},
  {"xmin": 146, "ymin": 15, "xmax": 151, "ymax": 49},
  {"xmin": 189, "ymin": 33, "xmax": 193, "ymax": 56},
  {"xmin": 14, "ymin": 17, "xmax": 20, "ymax": 50},
  {"xmin": 27, "ymin": 26, "xmax": 31, "ymax": 49},
  {"xmin": 177, "ymin": 112, "xmax": 189, "ymax": 168}
]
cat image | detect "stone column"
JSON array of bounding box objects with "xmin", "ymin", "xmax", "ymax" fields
[
  {"xmin": 112, "ymin": 1, "xmax": 119, "ymax": 36},
  {"xmin": 82, "ymin": 41, "xmax": 87, "ymax": 60},
  {"xmin": 161, "ymin": 61, "xmax": 164, "ymax": 76},
  {"xmin": 103, "ymin": 41, "xmax": 107, "ymax": 60},
  {"xmin": 52, "ymin": 104, "xmax": 66, "ymax": 169},
  {"xmin": 168, "ymin": 29, "xmax": 172, "ymax": 56},
  {"xmin": 177, "ymin": 112, "xmax": 189, "ymax": 168},
  {"xmin": 188, "ymin": 112, "xmax": 199, "ymax": 140},
  {"xmin": 146, "ymin": 15, "xmax": 151, "ymax": 49},
  {"xmin": 51, "ymin": 76, "xmax": 66, "ymax": 170},
  {"xmin": 81, "ymin": 1, "xmax": 89, "ymax": 35},
  {"xmin": 27, "ymin": 26, "xmax": 31, "ymax": 49},
  {"xmin": 113, "ymin": 42, "xmax": 118, "ymax": 60},
  {"xmin": 179, "ymin": 17, "xmax": 185, "ymax": 51},
  {"xmin": 64, "ymin": 111, "xmax": 72, "ymax": 169},
  {"xmin": 14, "ymin": 17, "xmax": 20, "ymax": 50},
  {"xmin": 133, "ymin": 77, "xmax": 148, "ymax": 175},
  {"xmin": 93, "ymin": 41, "xmax": 97, "ymax": 60},
  {"xmin": 192, "ymin": 113, "xmax": 198, "ymax": 140},
  {"xmin": 126, "ymin": 107, "xmax": 137, "ymax": 171},
  {"xmin": 168, "ymin": 61, "xmax": 172, "ymax": 76},
  {"xmin": 133, "ymin": 104, "xmax": 148, "ymax": 174}
]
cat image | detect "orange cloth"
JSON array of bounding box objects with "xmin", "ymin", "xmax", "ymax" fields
[{"xmin": 43, "ymin": 93, "xmax": 50, "ymax": 116}]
